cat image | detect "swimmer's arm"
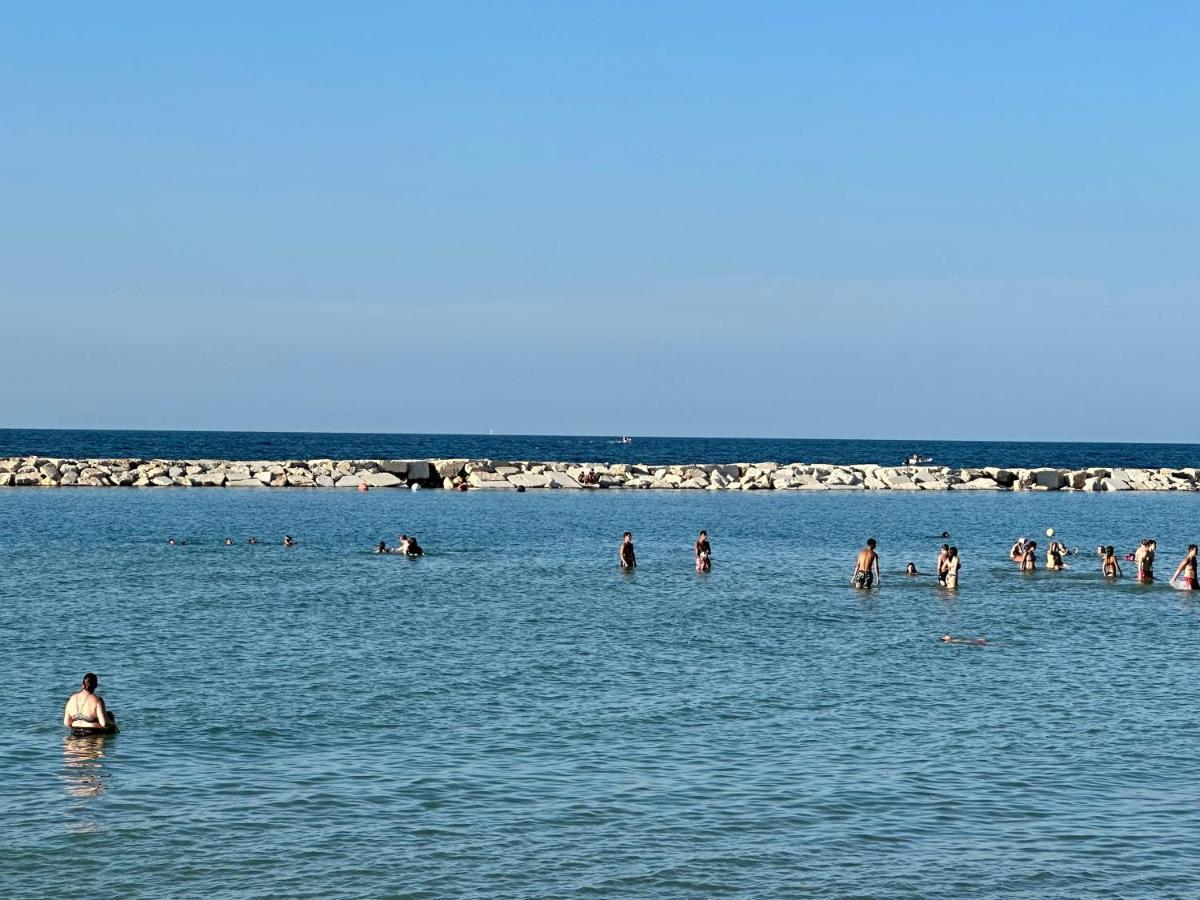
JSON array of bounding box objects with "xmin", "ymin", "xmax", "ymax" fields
[
  {"xmin": 1170, "ymin": 560, "xmax": 1185, "ymax": 583},
  {"xmin": 63, "ymin": 703, "xmax": 72, "ymax": 727},
  {"xmin": 95, "ymin": 698, "xmax": 108, "ymax": 729},
  {"xmin": 872, "ymin": 554, "xmax": 880, "ymax": 583}
]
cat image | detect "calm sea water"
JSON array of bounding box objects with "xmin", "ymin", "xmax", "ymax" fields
[
  {"xmin": 4, "ymin": 485, "xmax": 1200, "ymax": 897},
  {"xmin": 3, "ymin": 428, "xmax": 1200, "ymax": 469}
]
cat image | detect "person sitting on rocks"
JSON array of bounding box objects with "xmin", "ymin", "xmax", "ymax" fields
[{"xmin": 63, "ymin": 673, "xmax": 117, "ymax": 733}]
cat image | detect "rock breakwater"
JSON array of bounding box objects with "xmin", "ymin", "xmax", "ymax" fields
[{"xmin": 1, "ymin": 457, "xmax": 1197, "ymax": 492}]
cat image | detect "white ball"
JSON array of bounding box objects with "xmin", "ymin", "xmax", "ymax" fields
[
  {"xmin": 1046, "ymin": 527, "xmax": 1055, "ymax": 537},
  {"xmin": 411, "ymin": 483, "xmax": 421, "ymax": 491}
]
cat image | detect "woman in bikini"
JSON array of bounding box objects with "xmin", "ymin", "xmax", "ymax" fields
[
  {"xmin": 1102, "ymin": 545, "xmax": 1122, "ymax": 578},
  {"xmin": 63, "ymin": 673, "xmax": 117, "ymax": 734},
  {"xmin": 1170, "ymin": 545, "xmax": 1199, "ymax": 590},
  {"xmin": 1021, "ymin": 541, "xmax": 1037, "ymax": 572}
]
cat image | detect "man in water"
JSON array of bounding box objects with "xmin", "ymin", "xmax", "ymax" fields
[
  {"xmin": 1135, "ymin": 539, "xmax": 1156, "ymax": 582},
  {"xmin": 620, "ymin": 531, "xmax": 636, "ymax": 570},
  {"xmin": 852, "ymin": 538, "xmax": 880, "ymax": 589},
  {"xmin": 283, "ymin": 535, "xmax": 296, "ymax": 548},
  {"xmin": 941, "ymin": 635, "xmax": 987, "ymax": 645},
  {"xmin": 63, "ymin": 673, "xmax": 117, "ymax": 733},
  {"xmin": 936, "ymin": 544, "xmax": 950, "ymax": 585},
  {"xmin": 404, "ymin": 535, "xmax": 424, "ymax": 557}
]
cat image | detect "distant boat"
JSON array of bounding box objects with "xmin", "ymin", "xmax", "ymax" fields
[
  {"xmin": 619, "ymin": 436, "xmax": 633, "ymax": 444},
  {"xmin": 905, "ymin": 452, "xmax": 933, "ymax": 465}
]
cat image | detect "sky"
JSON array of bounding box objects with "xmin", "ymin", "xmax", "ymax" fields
[{"xmin": 1, "ymin": 2, "xmax": 1197, "ymax": 441}]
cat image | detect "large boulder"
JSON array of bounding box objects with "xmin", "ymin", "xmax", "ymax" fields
[{"xmin": 508, "ymin": 472, "xmax": 551, "ymax": 489}]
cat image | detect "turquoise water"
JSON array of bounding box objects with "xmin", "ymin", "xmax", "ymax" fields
[{"xmin": 4, "ymin": 488, "xmax": 1200, "ymax": 897}]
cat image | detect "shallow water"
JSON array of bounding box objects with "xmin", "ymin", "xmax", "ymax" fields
[{"xmin": 3, "ymin": 488, "xmax": 1200, "ymax": 897}]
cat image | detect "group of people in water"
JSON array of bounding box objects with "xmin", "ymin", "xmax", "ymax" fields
[
  {"xmin": 850, "ymin": 532, "xmax": 1200, "ymax": 590},
  {"xmin": 374, "ymin": 534, "xmax": 424, "ymax": 556},
  {"xmin": 617, "ymin": 530, "xmax": 712, "ymax": 573}
]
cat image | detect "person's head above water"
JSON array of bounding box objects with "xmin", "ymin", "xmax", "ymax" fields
[
  {"xmin": 623, "ymin": 531, "xmax": 632, "ymax": 540},
  {"xmin": 906, "ymin": 562, "xmax": 917, "ymax": 575},
  {"xmin": 941, "ymin": 531, "xmax": 950, "ymax": 539},
  {"xmin": 948, "ymin": 546, "xmax": 958, "ymax": 558},
  {"xmin": 866, "ymin": 538, "xmax": 876, "ymax": 549},
  {"xmin": 699, "ymin": 530, "xmax": 707, "ymax": 539},
  {"xmin": 941, "ymin": 543, "xmax": 950, "ymax": 552},
  {"xmin": 82, "ymin": 672, "xmax": 98, "ymax": 692}
]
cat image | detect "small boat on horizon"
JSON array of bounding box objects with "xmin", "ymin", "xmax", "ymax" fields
[
  {"xmin": 619, "ymin": 436, "xmax": 633, "ymax": 444},
  {"xmin": 905, "ymin": 452, "xmax": 933, "ymax": 465}
]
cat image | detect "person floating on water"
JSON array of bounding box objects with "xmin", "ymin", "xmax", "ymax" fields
[
  {"xmin": 942, "ymin": 546, "xmax": 961, "ymax": 589},
  {"xmin": 620, "ymin": 531, "xmax": 636, "ymax": 570},
  {"xmin": 63, "ymin": 673, "xmax": 117, "ymax": 734},
  {"xmin": 167, "ymin": 537, "xmax": 176, "ymax": 545},
  {"xmin": 224, "ymin": 537, "xmax": 234, "ymax": 546},
  {"xmin": 283, "ymin": 535, "xmax": 296, "ymax": 548},
  {"xmin": 695, "ymin": 530, "xmax": 711, "ymax": 573},
  {"xmin": 375, "ymin": 540, "xmax": 390, "ymax": 554},
  {"xmin": 905, "ymin": 562, "xmax": 919, "ymax": 576},
  {"xmin": 1101, "ymin": 545, "xmax": 1122, "ymax": 578},
  {"xmin": 404, "ymin": 535, "xmax": 424, "ymax": 557},
  {"xmin": 248, "ymin": 537, "xmax": 258, "ymax": 545},
  {"xmin": 941, "ymin": 635, "xmax": 987, "ymax": 645},
  {"xmin": 1170, "ymin": 544, "xmax": 1199, "ymax": 590},
  {"xmin": 852, "ymin": 538, "xmax": 880, "ymax": 589}
]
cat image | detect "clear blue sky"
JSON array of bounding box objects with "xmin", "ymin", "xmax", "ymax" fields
[{"xmin": 1, "ymin": 2, "xmax": 1196, "ymax": 441}]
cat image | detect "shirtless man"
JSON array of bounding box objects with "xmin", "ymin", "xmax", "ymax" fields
[
  {"xmin": 1170, "ymin": 544, "xmax": 1198, "ymax": 590},
  {"xmin": 1135, "ymin": 539, "xmax": 1156, "ymax": 582},
  {"xmin": 936, "ymin": 544, "xmax": 950, "ymax": 585},
  {"xmin": 852, "ymin": 538, "xmax": 880, "ymax": 589},
  {"xmin": 63, "ymin": 673, "xmax": 117, "ymax": 733},
  {"xmin": 620, "ymin": 532, "xmax": 636, "ymax": 570},
  {"xmin": 694, "ymin": 530, "xmax": 711, "ymax": 573}
]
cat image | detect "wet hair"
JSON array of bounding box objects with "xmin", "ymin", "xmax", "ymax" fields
[
  {"xmin": 948, "ymin": 546, "xmax": 958, "ymax": 557},
  {"xmin": 905, "ymin": 562, "xmax": 917, "ymax": 573},
  {"xmin": 623, "ymin": 531, "xmax": 632, "ymax": 539},
  {"xmin": 82, "ymin": 673, "xmax": 97, "ymax": 691},
  {"xmin": 699, "ymin": 530, "xmax": 707, "ymax": 538},
  {"xmin": 866, "ymin": 538, "xmax": 876, "ymax": 549},
  {"xmin": 941, "ymin": 543, "xmax": 950, "ymax": 551},
  {"xmin": 941, "ymin": 531, "xmax": 950, "ymax": 539},
  {"xmin": 1190, "ymin": 545, "xmax": 1198, "ymax": 554},
  {"xmin": 1105, "ymin": 545, "xmax": 1115, "ymax": 557}
]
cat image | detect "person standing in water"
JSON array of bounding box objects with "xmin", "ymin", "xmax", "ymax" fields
[
  {"xmin": 694, "ymin": 530, "xmax": 711, "ymax": 572},
  {"xmin": 63, "ymin": 673, "xmax": 117, "ymax": 733},
  {"xmin": 942, "ymin": 546, "xmax": 961, "ymax": 589},
  {"xmin": 1170, "ymin": 545, "xmax": 1199, "ymax": 590},
  {"xmin": 1135, "ymin": 539, "xmax": 1156, "ymax": 582},
  {"xmin": 1020, "ymin": 541, "xmax": 1037, "ymax": 572},
  {"xmin": 1102, "ymin": 546, "xmax": 1122, "ymax": 578},
  {"xmin": 936, "ymin": 543, "xmax": 950, "ymax": 585},
  {"xmin": 852, "ymin": 538, "xmax": 880, "ymax": 589},
  {"xmin": 620, "ymin": 532, "xmax": 636, "ymax": 570}
]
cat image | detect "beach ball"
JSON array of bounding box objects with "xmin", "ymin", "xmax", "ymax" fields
[{"xmin": 1046, "ymin": 527, "xmax": 1055, "ymax": 537}]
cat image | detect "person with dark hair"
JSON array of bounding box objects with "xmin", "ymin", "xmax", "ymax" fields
[
  {"xmin": 695, "ymin": 530, "xmax": 711, "ymax": 572},
  {"xmin": 620, "ymin": 532, "xmax": 636, "ymax": 570},
  {"xmin": 905, "ymin": 562, "xmax": 919, "ymax": 576},
  {"xmin": 404, "ymin": 535, "xmax": 424, "ymax": 557},
  {"xmin": 1170, "ymin": 545, "xmax": 1198, "ymax": 590},
  {"xmin": 942, "ymin": 546, "xmax": 961, "ymax": 589},
  {"xmin": 1135, "ymin": 539, "xmax": 1156, "ymax": 582},
  {"xmin": 1102, "ymin": 546, "xmax": 1122, "ymax": 578},
  {"xmin": 283, "ymin": 535, "xmax": 296, "ymax": 548},
  {"xmin": 852, "ymin": 538, "xmax": 880, "ymax": 589},
  {"xmin": 936, "ymin": 544, "xmax": 950, "ymax": 585},
  {"xmin": 1021, "ymin": 541, "xmax": 1037, "ymax": 572},
  {"xmin": 375, "ymin": 540, "xmax": 390, "ymax": 554},
  {"xmin": 63, "ymin": 673, "xmax": 117, "ymax": 733}
]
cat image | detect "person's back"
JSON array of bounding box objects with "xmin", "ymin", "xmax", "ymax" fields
[
  {"xmin": 852, "ymin": 539, "xmax": 879, "ymax": 588},
  {"xmin": 63, "ymin": 673, "xmax": 116, "ymax": 733}
]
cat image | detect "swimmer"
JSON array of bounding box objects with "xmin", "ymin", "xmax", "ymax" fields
[
  {"xmin": 404, "ymin": 535, "xmax": 424, "ymax": 557},
  {"xmin": 1020, "ymin": 541, "xmax": 1037, "ymax": 572},
  {"xmin": 63, "ymin": 673, "xmax": 117, "ymax": 734},
  {"xmin": 375, "ymin": 540, "xmax": 389, "ymax": 554},
  {"xmin": 1170, "ymin": 544, "xmax": 1199, "ymax": 590},
  {"xmin": 942, "ymin": 546, "xmax": 961, "ymax": 589},
  {"xmin": 940, "ymin": 531, "xmax": 950, "ymax": 539},
  {"xmin": 1135, "ymin": 539, "xmax": 1155, "ymax": 582},
  {"xmin": 941, "ymin": 635, "xmax": 988, "ymax": 645},
  {"xmin": 936, "ymin": 543, "xmax": 950, "ymax": 585},
  {"xmin": 247, "ymin": 537, "xmax": 258, "ymax": 545},
  {"xmin": 283, "ymin": 535, "xmax": 296, "ymax": 548},
  {"xmin": 224, "ymin": 537, "xmax": 234, "ymax": 546},
  {"xmin": 1046, "ymin": 542, "xmax": 1066, "ymax": 571},
  {"xmin": 397, "ymin": 534, "xmax": 410, "ymax": 555},
  {"xmin": 1101, "ymin": 545, "xmax": 1122, "ymax": 578},
  {"xmin": 695, "ymin": 530, "xmax": 711, "ymax": 573},
  {"xmin": 905, "ymin": 562, "xmax": 919, "ymax": 576},
  {"xmin": 358, "ymin": 481, "xmax": 370, "ymax": 492},
  {"xmin": 1010, "ymin": 537, "xmax": 1027, "ymax": 563},
  {"xmin": 167, "ymin": 538, "xmax": 176, "ymax": 546},
  {"xmin": 620, "ymin": 531, "xmax": 636, "ymax": 570},
  {"xmin": 851, "ymin": 538, "xmax": 880, "ymax": 589}
]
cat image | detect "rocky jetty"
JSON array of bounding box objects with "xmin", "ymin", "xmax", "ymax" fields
[{"xmin": 0, "ymin": 457, "xmax": 1197, "ymax": 492}]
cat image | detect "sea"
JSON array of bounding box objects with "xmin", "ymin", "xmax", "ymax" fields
[{"xmin": 3, "ymin": 430, "xmax": 1200, "ymax": 897}]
